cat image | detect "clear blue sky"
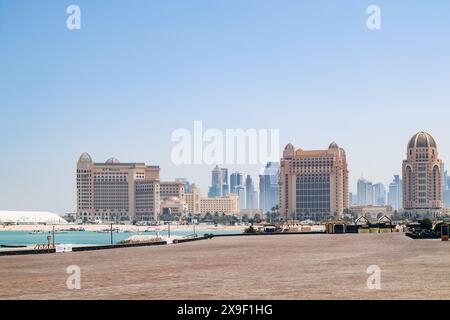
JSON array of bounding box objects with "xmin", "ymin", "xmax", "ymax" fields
[{"xmin": 1, "ymin": 0, "xmax": 450, "ymax": 213}]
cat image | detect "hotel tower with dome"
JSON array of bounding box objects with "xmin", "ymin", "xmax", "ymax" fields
[{"xmin": 402, "ymin": 132, "xmax": 443, "ymax": 217}]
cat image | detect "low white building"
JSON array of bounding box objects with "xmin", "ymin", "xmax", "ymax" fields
[{"xmin": 0, "ymin": 211, "xmax": 67, "ymax": 225}]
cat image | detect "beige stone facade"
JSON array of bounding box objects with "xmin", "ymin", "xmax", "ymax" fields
[
  {"xmin": 76, "ymin": 153, "xmax": 160, "ymax": 222},
  {"xmin": 160, "ymin": 181, "xmax": 185, "ymax": 202},
  {"xmin": 279, "ymin": 142, "xmax": 349, "ymax": 220},
  {"xmin": 402, "ymin": 132, "xmax": 443, "ymax": 216},
  {"xmin": 185, "ymin": 186, "xmax": 240, "ymax": 215}
]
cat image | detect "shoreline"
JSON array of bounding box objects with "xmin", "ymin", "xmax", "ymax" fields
[{"xmin": 0, "ymin": 223, "xmax": 248, "ymax": 233}]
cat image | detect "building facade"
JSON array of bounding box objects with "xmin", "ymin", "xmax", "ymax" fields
[
  {"xmin": 357, "ymin": 177, "xmax": 373, "ymax": 206},
  {"xmin": 402, "ymin": 132, "xmax": 443, "ymax": 216},
  {"xmin": 208, "ymin": 166, "xmax": 229, "ymax": 197},
  {"xmin": 279, "ymin": 142, "xmax": 349, "ymax": 220},
  {"xmin": 185, "ymin": 186, "xmax": 240, "ymax": 215},
  {"xmin": 372, "ymin": 183, "xmax": 386, "ymax": 206},
  {"xmin": 230, "ymin": 172, "xmax": 243, "ymax": 194},
  {"xmin": 76, "ymin": 153, "xmax": 160, "ymax": 222},
  {"xmin": 387, "ymin": 175, "xmax": 402, "ymax": 210},
  {"xmin": 259, "ymin": 162, "xmax": 280, "ymax": 212},
  {"xmin": 245, "ymin": 175, "xmax": 255, "ymax": 209}
]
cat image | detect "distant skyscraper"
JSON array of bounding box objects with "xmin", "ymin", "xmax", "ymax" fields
[
  {"xmin": 279, "ymin": 142, "xmax": 349, "ymax": 220},
  {"xmin": 230, "ymin": 172, "xmax": 243, "ymax": 194},
  {"xmin": 245, "ymin": 175, "xmax": 255, "ymax": 209},
  {"xmin": 259, "ymin": 162, "xmax": 280, "ymax": 212},
  {"xmin": 357, "ymin": 178, "xmax": 373, "ymax": 206},
  {"xmin": 402, "ymin": 132, "xmax": 443, "ymax": 216},
  {"xmin": 221, "ymin": 168, "xmax": 229, "ymax": 196},
  {"xmin": 253, "ymin": 190, "xmax": 259, "ymax": 210},
  {"xmin": 237, "ymin": 186, "xmax": 246, "ymax": 210},
  {"xmin": 444, "ymin": 169, "xmax": 450, "ymax": 207},
  {"xmin": 208, "ymin": 165, "xmax": 225, "ymax": 198},
  {"xmin": 387, "ymin": 175, "xmax": 402, "ymax": 210},
  {"xmin": 372, "ymin": 183, "xmax": 386, "ymax": 206}
]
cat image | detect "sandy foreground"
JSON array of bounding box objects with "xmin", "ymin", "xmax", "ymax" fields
[
  {"xmin": 1, "ymin": 232, "xmax": 450, "ymax": 299},
  {"xmin": 0, "ymin": 223, "xmax": 246, "ymax": 233}
]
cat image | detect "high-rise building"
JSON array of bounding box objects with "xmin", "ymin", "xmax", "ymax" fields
[
  {"xmin": 349, "ymin": 192, "xmax": 358, "ymax": 206},
  {"xmin": 387, "ymin": 175, "xmax": 402, "ymax": 210},
  {"xmin": 76, "ymin": 153, "xmax": 160, "ymax": 222},
  {"xmin": 208, "ymin": 165, "xmax": 223, "ymax": 197},
  {"xmin": 221, "ymin": 168, "xmax": 229, "ymax": 196},
  {"xmin": 245, "ymin": 175, "xmax": 255, "ymax": 209},
  {"xmin": 279, "ymin": 142, "xmax": 349, "ymax": 220},
  {"xmin": 372, "ymin": 183, "xmax": 386, "ymax": 206},
  {"xmin": 443, "ymin": 169, "xmax": 450, "ymax": 207},
  {"xmin": 402, "ymin": 132, "xmax": 443, "ymax": 216},
  {"xmin": 208, "ymin": 166, "xmax": 229, "ymax": 197},
  {"xmin": 253, "ymin": 190, "xmax": 259, "ymax": 210},
  {"xmin": 237, "ymin": 186, "xmax": 246, "ymax": 210},
  {"xmin": 259, "ymin": 162, "xmax": 280, "ymax": 212},
  {"xmin": 230, "ymin": 172, "xmax": 243, "ymax": 194},
  {"xmin": 357, "ymin": 177, "xmax": 373, "ymax": 206}
]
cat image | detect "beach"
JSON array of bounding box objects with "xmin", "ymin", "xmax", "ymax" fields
[{"xmin": 1, "ymin": 232, "xmax": 450, "ymax": 300}]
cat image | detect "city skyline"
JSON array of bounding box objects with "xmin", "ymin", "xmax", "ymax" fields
[{"xmin": 2, "ymin": 1, "xmax": 450, "ymax": 213}]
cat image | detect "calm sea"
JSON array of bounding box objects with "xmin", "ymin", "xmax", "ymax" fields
[{"xmin": 0, "ymin": 229, "xmax": 240, "ymax": 246}]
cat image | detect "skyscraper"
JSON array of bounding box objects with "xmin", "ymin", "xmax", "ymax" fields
[
  {"xmin": 221, "ymin": 168, "xmax": 229, "ymax": 197},
  {"xmin": 372, "ymin": 183, "xmax": 386, "ymax": 206},
  {"xmin": 230, "ymin": 172, "xmax": 243, "ymax": 194},
  {"xmin": 443, "ymin": 169, "xmax": 450, "ymax": 207},
  {"xmin": 208, "ymin": 165, "xmax": 223, "ymax": 198},
  {"xmin": 387, "ymin": 175, "xmax": 402, "ymax": 210},
  {"xmin": 237, "ymin": 186, "xmax": 246, "ymax": 210},
  {"xmin": 208, "ymin": 166, "xmax": 229, "ymax": 197},
  {"xmin": 402, "ymin": 132, "xmax": 443, "ymax": 216},
  {"xmin": 279, "ymin": 142, "xmax": 349, "ymax": 220},
  {"xmin": 245, "ymin": 175, "xmax": 255, "ymax": 209},
  {"xmin": 259, "ymin": 162, "xmax": 280, "ymax": 212},
  {"xmin": 357, "ymin": 178, "xmax": 373, "ymax": 206}
]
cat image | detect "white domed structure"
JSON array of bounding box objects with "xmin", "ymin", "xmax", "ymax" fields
[{"xmin": 0, "ymin": 211, "xmax": 67, "ymax": 225}]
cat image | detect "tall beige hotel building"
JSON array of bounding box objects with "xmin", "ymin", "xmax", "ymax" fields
[
  {"xmin": 77, "ymin": 153, "xmax": 161, "ymax": 222},
  {"xmin": 76, "ymin": 153, "xmax": 239, "ymax": 222},
  {"xmin": 279, "ymin": 142, "xmax": 349, "ymax": 220},
  {"xmin": 402, "ymin": 132, "xmax": 443, "ymax": 216}
]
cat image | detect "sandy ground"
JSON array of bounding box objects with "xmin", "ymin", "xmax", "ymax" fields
[
  {"xmin": 0, "ymin": 223, "xmax": 246, "ymax": 233},
  {"xmin": 1, "ymin": 232, "xmax": 450, "ymax": 300}
]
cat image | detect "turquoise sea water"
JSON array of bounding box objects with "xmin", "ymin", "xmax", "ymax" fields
[{"xmin": 0, "ymin": 229, "xmax": 240, "ymax": 246}]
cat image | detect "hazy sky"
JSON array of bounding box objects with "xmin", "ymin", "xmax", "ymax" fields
[{"xmin": 1, "ymin": 0, "xmax": 450, "ymax": 213}]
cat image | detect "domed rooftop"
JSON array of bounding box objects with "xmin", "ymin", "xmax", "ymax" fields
[
  {"xmin": 79, "ymin": 152, "xmax": 92, "ymax": 162},
  {"xmin": 328, "ymin": 141, "xmax": 339, "ymax": 149},
  {"xmin": 408, "ymin": 132, "xmax": 437, "ymax": 149},
  {"xmin": 284, "ymin": 143, "xmax": 294, "ymax": 150},
  {"xmin": 106, "ymin": 157, "xmax": 120, "ymax": 164}
]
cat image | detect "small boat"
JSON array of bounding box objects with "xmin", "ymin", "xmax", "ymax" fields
[{"xmin": 29, "ymin": 230, "xmax": 44, "ymax": 235}]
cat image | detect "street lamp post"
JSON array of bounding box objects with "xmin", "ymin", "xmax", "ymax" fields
[{"xmin": 52, "ymin": 225, "xmax": 55, "ymax": 248}]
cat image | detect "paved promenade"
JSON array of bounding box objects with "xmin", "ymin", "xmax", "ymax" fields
[{"xmin": 1, "ymin": 232, "xmax": 450, "ymax": 299}]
